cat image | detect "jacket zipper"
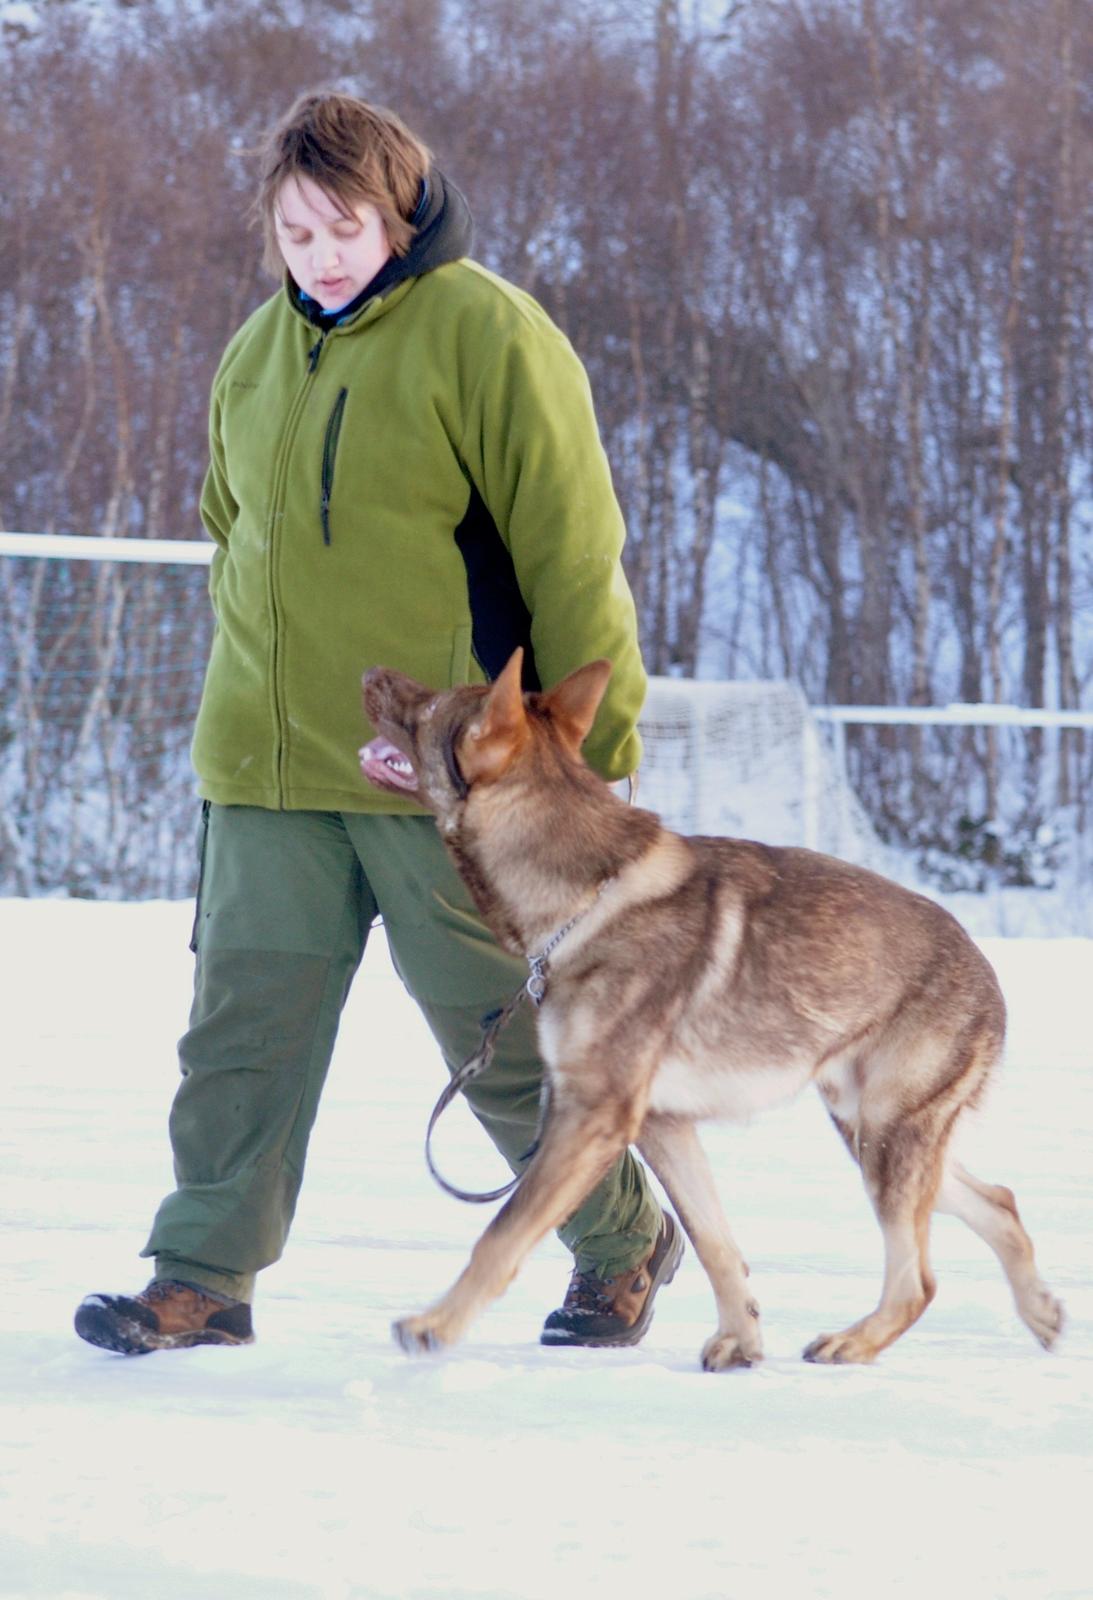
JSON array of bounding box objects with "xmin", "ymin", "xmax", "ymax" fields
[{"xmin": 320, "ymin": 387, "xmax": 348, "ymax": 547}]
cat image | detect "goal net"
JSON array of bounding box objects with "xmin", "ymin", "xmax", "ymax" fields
[
  {"xmin": 638, "ymin": 677, "xmax": 895, "ymax": 875},
  {"xmin": 0, "ymin": 540, "xmax": 213, "ymax": 898}
]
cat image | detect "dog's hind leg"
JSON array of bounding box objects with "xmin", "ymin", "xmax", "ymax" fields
[
  {"xmin": 804, "ymin": 1100, "xmax": 948, "ymax": 1365},
  {"xmin": 392, "ymin": 1093, "xmax": 638, "ymax": 1354},
  {"xmin": 934, "ymin": 1160, "xmax": 1064, "ymax": 1348},
  {"xmin": 637, "ymin": 1114, "xmax": 762, "ymax": 1370}
]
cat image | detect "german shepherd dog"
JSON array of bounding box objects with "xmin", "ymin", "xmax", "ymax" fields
[{"xmin": 360, "ymin": 651, "xmax": 1063, "ymax": 1368}]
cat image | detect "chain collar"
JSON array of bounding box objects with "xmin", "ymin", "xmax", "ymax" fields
[{"xmin": 525, "ymin": 878, "xmax": 613, "ymax": 1006}]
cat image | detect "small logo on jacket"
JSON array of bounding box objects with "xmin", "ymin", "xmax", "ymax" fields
[{"xmin": 230, "ymin": 379, "xmax": 259, "ymax": 390}]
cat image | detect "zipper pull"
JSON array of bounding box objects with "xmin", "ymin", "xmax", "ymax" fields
[{"xmin": 308, "ymin": 335, "xmax": 325, "ymax": 373}]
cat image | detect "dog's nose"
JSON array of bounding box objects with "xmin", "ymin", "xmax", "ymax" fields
[
  {"xmin": 362, "ymin": 667, "xmax": 392, "ymax": 706},
  {"xmin": 361, "ymin": 669, "xmax": 388, "ymax": 721}
]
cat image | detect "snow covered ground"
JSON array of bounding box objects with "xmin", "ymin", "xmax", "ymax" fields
[{"xmin": 1, "ymin": 897, "xmax": 1090, "ymax": 1600}]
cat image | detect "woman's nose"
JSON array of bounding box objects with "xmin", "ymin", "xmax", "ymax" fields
[{"xmin": 312, "ymin": 239, "xmax": 341, "ymax": 269}]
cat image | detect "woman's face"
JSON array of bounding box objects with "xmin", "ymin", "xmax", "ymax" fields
[{"xmin": 274, "ymin": 175, "xmax": 393, "ymax": 310}]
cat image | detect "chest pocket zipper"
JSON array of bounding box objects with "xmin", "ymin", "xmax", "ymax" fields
[{"xmin": 320, "ymin": 387, "xmax": 348, "ymax": 546}]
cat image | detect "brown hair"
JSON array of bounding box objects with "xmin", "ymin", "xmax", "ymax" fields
[{"xmin": 252, "ymin": 91, "xmax": 432, "ymax": 276}]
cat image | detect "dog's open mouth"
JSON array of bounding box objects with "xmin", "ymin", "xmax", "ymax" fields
[{"xmin": 358, "ymin": 735, "xmax": 419, "ymax": 794}]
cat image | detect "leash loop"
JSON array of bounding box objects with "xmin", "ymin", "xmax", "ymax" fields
[{"xmin": 424, "ymin": 987, "xmax": 534, "ymax": 1203}]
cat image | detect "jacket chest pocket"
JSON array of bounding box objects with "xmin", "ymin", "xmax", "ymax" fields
[{"xmin": 320, "ymin": 387, "xmax": 348, "ymax": 546}]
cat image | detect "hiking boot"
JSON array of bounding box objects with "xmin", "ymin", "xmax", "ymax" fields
[
  {"xmin": 540, "ymin": 1213, "xmax": 684, "ymax": 1347},
  {"xmin": 74, "ymin": 1279, "xmax": 254, "ymax": 1356}
]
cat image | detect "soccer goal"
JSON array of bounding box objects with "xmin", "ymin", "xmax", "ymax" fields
[{"xmin": 638, "ymin": 676, "xmax": 893, "ymax": 872}]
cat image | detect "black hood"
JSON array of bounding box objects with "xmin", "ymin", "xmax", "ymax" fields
[{"xmin": 289, "ymin": 167, "xmax": 474, "ymax": 330}]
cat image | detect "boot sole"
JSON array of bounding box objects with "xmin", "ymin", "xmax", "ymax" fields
[
  {"xmin": 540, "ymin": 1217, "xmax": 685, "ymax": 1348},
  {"xmin": 74, "ymin": 1301, "xmax": 254, "ymax": 1356}
]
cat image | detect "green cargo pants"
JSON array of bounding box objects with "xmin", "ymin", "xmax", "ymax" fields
[{"xmin": 142, "ymin": 804, "xmax": 662, "ymax": 1303}]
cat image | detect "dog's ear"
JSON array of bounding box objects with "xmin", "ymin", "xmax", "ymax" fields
[
  {"xmin": 544, "ymin": 658, "xmax": 613, "ymax": 751},
  {"xmin": 459, "ymin": 649, "xmax": 529, "ymax": 784}
]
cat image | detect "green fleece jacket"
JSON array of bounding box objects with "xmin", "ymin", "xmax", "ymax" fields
[{"xmin": 193, "ymin": 183, "xmax": 646, "ymax": 813}]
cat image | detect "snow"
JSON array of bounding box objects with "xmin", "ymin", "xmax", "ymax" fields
[
  {"xmin": 1, "ymin": 898, "xmax": 1090, "ymax": 1600},
  {"xmin": 0, "ymin": 3, "xmax": 39, "ymax": 35}
]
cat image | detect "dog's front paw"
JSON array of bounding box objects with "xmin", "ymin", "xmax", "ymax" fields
[
  {"xmin": 802, "ymin": 1329, "xmax": 878, "ymax": 1365},
  {"xmin": 701, "ymin": 1329, "xmax": 763, "ymax": 1372},
  {"xmin": 392, "ymin": 1313, "xmax": 449, "ymax": 1355}
]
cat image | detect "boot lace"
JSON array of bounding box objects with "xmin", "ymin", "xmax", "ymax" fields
[
  {"xmin": 143, "ymin": 1279, "xmax": 194, "ymax": 1303},
  {"xmin": 143, "ymin": 1278, "xmax": 229, "ymax": 1306},
  {"xmin": 561, "ymin": 1267, "xmax": 616, "ymax": 1313}
]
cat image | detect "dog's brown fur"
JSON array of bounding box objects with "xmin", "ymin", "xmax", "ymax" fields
[{"xmin": 362, "ymin": 651, "xmax": 1064, "ymax": 1368}]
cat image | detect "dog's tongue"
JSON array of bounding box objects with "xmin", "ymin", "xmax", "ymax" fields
[{"xmin": 358, "ymin": 736, "xmax": 419, "ymax": 794}]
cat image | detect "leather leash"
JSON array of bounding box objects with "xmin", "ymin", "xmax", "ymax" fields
[
  {"xmin": 423, "ymin": 878, "xmax": 613, "ymax": 1203},
  {"xmin": 424, "ymin": 984, "xmax": 542, "ymax": 1203}
]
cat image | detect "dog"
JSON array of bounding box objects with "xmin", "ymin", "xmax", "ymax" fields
[{"xmin": 360, "ymin": 650, "xmax": 1064, "ymax": 1368}]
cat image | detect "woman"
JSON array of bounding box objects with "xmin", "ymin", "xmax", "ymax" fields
[{"xmin": 75, "ymin": 91, "xmax": 681, "ymax": 1357}]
